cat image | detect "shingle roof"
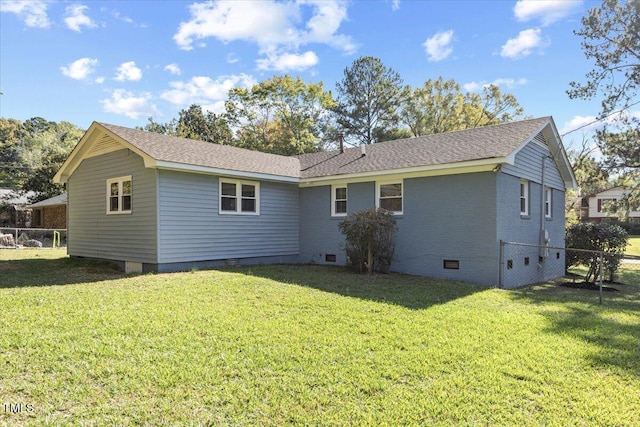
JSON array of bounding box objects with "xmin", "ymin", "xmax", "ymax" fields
[
  {"xmin": 29, "ymin": 193, "xmax": 67, "ymax": 207},
  {"xmin": 297, "ymin": 117, "xmax": 551, "ymax": 178},
  {"xmin": 93, "ymin": 117, "xmax": 553, "ymax": 180},
  {"xmin": 100, "ymin": 123, "xmax": 301, "ymax": 178}
]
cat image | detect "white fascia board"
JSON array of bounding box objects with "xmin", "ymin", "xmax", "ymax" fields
[
  {"xmin": 152, "ymin": 160, "xmax": 301, "ymax": 183},
  {"xmin": 299, "ymin": 158, "xmax": 503, "ymax": 187}
]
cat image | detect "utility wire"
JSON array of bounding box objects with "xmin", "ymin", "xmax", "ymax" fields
[{"xmin": 560, "ymin": 100, "xmax": 640, "ymax": 137}]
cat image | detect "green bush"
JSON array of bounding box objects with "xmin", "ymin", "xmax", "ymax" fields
[
  {"xmin": 339, "ymin": 208, "xmax": 397, "ymax": 274},
  {"xmin": 566, "ymin": 222, "xmax": 629, "ymax": 282}
]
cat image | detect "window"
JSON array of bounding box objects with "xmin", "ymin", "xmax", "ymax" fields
[
  {"xmin": 545, "ymin": 187, "xmax": 552, "ymax": 218},
  {"xmin": 597, "ymin": 198, "xmax": 616, "ymax": 213},
  {"xmin": 524, "ymin": 257, "xmax": 530, "ymax": 266},
  {"xmin": 106, "ymin": 176, "xmax": 132, "ymax": 214},
  {"xmin": 219, "ymin": 179, "xmax": 259, "ymax": 215},
  {"xmin": 377, "ymin": 182, "xmax": 403, "ymax": 214},
  {"xmin": 332, "ymin": 185, "xmax": 347, "ymax": 216},
  {"xmin": 520, "ymin": 180, "xmax": 529, "ymax": 216},
  {"xmin": 325, "ymin": 254, "xmax": 337, "ymax": 262}
]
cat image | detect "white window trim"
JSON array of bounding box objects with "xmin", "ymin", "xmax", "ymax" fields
[
  {"xmin": 106, "ymin": 176, "xmax": 132, "ymax": 215},
  {"xmin": 219, "ymin": 178, "xmax": 260, "ymax": 215},
  {"xmin": 331, "ymin": 184, "xmax": 348, "ymax": 217},
  {"xmin": 520, "ymin": 180, "xmax": 529, "ymax": 216},
  {"xmin": 376, "ymin": 180, "xmax": 403, "ymax": 215},
  {"xmin": 545, "ymin": 187, "xmax": 552, "ymax": 218}
]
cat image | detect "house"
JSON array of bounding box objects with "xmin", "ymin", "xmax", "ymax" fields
[
  {"xmin": 580, "ymin": 186, "xmax": 640, "ymax": 224},
  {"xmin": 29, "ymin": 193, "xmax": 68, "ymax": 229},
  {"xmin": 54, "ymin": 116, "xmax": 576, "ymax": 287},
  {"xmin": 0, "ymin": 188, "xmax": 35, "ymax": 227}
]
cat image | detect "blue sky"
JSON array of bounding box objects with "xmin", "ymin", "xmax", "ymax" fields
[{"xmin": 0, "ymin": 0, "xmax": 619, "ymax": 150}]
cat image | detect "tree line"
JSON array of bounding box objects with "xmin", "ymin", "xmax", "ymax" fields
[{"xmin": 138, "ymin": 56, "xmax": 524, "ymax": 155}]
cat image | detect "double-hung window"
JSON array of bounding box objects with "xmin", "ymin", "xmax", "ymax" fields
[
  {"xmin": 332, "ymin": 185, "xmax": 347, "ymax": 216},
  {"xmin": 220, "ymin": 179, "xmax": 259, "ymax": 215},
  {"xmin": 107, "ymin": 176, "xmax": 132, "ymax": 214},
  {"xmin": 520, "ymin": 180, "xmax": 529, "ymax": 216},
  {"xmin": 545, "ymin": 187, "xmax": 552, "ymax": 218},
  {"xmin": 377, "ymin": 181, "xmax": 403, "ymax": 214}
]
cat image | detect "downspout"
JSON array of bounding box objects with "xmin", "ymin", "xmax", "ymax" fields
[{"xmin": 540, "ymin": 155, "xmax": 551, "ymax": 258}]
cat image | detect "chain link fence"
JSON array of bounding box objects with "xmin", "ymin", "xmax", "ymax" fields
[{"xmin": 0, "ymin": 228, "xmax": 67, "ymax": 248}]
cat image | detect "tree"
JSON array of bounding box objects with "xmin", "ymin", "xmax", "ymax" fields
[
  {"xmin": 460, "ymin": 84, "xmax": 524, "ymax": 129},
  {"xmin": 333, "ymin": 56, "xmax": 407, "ymax": 144},
  {"xmin": 176, "ymin": 104, "xmax": 232, "ymax": 144},
  {"xmin": 400, "ymin": 78, "xmax": 465, "ymax": 136},
  {"xmin": 225, "ymin": 75, "xmax": 335, "ymax": 155},
  {"xmin": 566, "ymin": 222, "xmax": 628, "ymax": 283},
  {"xmin": 0, "ymin": 118, "xmax": 23, "ymax": 189},
  {"xmin": 400, "ymin": 78, "xmax": 524, "ymax": 137},
  {"xmin": 138, "ymin": 105, "xmax": 232, "ymax": 145},
  {"xmin": 338, "ymin": 207, "xmax": 398, "ymax": 274},
  {"xmin": 0, "ymin": 118, "xmax": 83, "ymax": 202},
  {"xmin": 568, "ymin": 0, "xmax": 640, "ymax": 209}
]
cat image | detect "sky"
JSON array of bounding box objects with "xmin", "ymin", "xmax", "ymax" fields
[{"xmin": 0, "ymin": 0, "xmax": 625, "ymax": 151}]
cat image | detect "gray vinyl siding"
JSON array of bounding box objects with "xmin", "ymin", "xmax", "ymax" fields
[
  {"xmin": 157, "ymin": 170, "xmax": 298, "ymax": 263},
  {"xmin": 67, "ymin": 149, "xmax": 157, "ymax": 263},
  {"xmin": 393, "ymin": 172, "xmax": 499, "ymax": 285},
  {"xmin": 502, "ymin": 141, "xmax": 564, "ymax": 190}
]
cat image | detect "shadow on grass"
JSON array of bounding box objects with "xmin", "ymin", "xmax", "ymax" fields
[
  {"xmin": 223, "ymin": 264, "xmax": 484, "ymax": 310},
  {"xmin": 510, "ymin": 272, "xmax": 640, "ymax": 376},
  {"xmin": 0, "ymin": 254, "xmax": 123, "ymax": 288}
]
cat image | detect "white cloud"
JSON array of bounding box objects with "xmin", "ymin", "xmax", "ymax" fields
[
  {"xmin": 391, "ymin": 0, "xmax": 401, "ymax": 11},
  {"xmin": 101, "ymin": 89, "xmax": 159, "ymax": 119},
  {"xmin": 173, "ymin": 0, "xmax": 355, "ymax": 55},
  {"xmin": 463, "ymin": 78, "xmax": 528, "ymax": 92},
  {"xmin": 256, "ymin": 51, "xmax": 319, "ymax": 71},
  {"xmin": 115, "ymin": 61, "xmax": 142, "ymax": 81},
  {"xmin": 64, "ymin": 4, "xmax": 97, "ymax": 32},
  {"xmin": 423, "ymin": 30, "xmax": 454, "ymax": 62},
  {"xmin": 226, "ymin": 53, "xmax": 240, "ymax": 64},
  {"xmin": 1, "ymin": 0, "xmax": 51, "ymax": 28},
  {"xmin": 500, "ymin": 28, "xmax": 544, "ymax": 59},
  {"xmin": 60, "ymin": 58, "xmax": 99, "ymax": 80},
  {"xmin": 514, "ymin": 0, "xmax": 582, "ymax": 26},
  {"xmin": 164, "ymin": 64, "xmax": 181, "ymax": 75},
  {"xmin": 160, "ymin": 74, "xmax": 257, "ymax": 107}
]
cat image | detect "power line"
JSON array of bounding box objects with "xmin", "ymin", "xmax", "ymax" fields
[{"xmin": 560, "ymin": 100, "xmax": 640, "ymax": 137}]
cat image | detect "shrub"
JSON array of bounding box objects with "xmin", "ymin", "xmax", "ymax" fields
[
  {"xmin": 339, "ymin": 208, "xmax": 397, "ymax": 274},
  {"xmin": 566, "ymin": 222, "xmax": 629, "ymax": 282}
]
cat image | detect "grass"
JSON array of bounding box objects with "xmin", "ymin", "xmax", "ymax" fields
[
  {"xmin": 1, "ymin": 249, "xmax": 639, "ymax": 426},
  {"xmin": 626, "ymin": 235, "xmax": 640, "ymax": 257}
]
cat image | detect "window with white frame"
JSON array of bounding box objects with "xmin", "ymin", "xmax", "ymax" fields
[
  {"xmin": 545, "ymin": 187, "xmax": 552, "ymax": 218},
  {"xmin": 332, "ymin": 185, "xmax": 347, "ymax": 216},
  {"xmin": 520, "ymin": 180, "xmax": 529, "ymax": 216},
  {"xmin": 377, "ymin": 181, "xmax": 403, "ymax": 214},
  {"xmin": 107, "ymin": 176, "xmax": 132, "ymax": 214},
  {"xmin": 220, "ymin": 179, "xmax": 259, "ymax": 214}
]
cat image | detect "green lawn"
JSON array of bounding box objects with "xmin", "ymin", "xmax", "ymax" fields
[
  {"xmin": 626, "ymin": 235, "xmax": 640, "ymax": 257},
  {"xmin": 1, "ymin": 249, "xmax": 639, "ymax": 426}
]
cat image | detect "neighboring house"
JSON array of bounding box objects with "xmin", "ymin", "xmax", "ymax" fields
[
  {"xmin": 580, "ymin": 186, "xmax": 640, "ymax": 224},
  {"xmin": 29, "ymin": 193, "xmax": 68, "ymax": 229},
  {"xmin": 54, "ymin": 116, "xmax": 576, "ymax": 288},
  {"xmin": 0, "ymin": 188, "xmax": 35, "ymax": 227}
]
